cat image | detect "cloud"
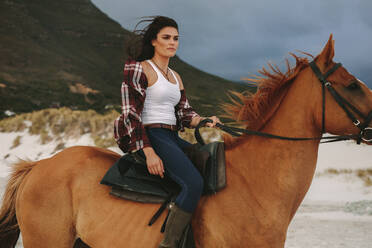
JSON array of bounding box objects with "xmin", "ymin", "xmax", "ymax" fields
[{"xmin": 91, "ymin": 0, "xmax": 372, "ymax": 87}]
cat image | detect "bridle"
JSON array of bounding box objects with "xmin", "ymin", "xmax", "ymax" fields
[
  {"xmin": 195, "ymin": 60, "xmax": 372, "ymax": 146},
  {"xmin": 309, "ymin": 61, "xmax": 372, "ymax": 144}
]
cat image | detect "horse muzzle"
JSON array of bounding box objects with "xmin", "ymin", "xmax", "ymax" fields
[{"xmin": 361, "ymin": 127, "xmax": 372, "ymax": 143}]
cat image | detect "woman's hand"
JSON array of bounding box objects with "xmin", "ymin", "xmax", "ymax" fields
[
  {"xmin": 204, "ymin": 116, "xmax": 222, "ymax": 128},
  {"xmin": 191, "ymin": 115, "xmax": 222, "ymax": 128},
  {"xmin": 142, "ymin": 147, "xmax": 164, "ymax": 178}
]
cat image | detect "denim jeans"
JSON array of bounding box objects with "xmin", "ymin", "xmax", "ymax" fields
[{"xmin": 140, "ymin": 127, "xmax": 204, "ymax": 213}]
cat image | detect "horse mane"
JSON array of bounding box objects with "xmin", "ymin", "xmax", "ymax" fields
[{"xmin": 221, "ymin": 53, "xmax": 311, "ymax": 148}]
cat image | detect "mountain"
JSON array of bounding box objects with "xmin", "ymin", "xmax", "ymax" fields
[{"xmin": 0, "ymin": 0, "xmax": 250, "ymax": 119}]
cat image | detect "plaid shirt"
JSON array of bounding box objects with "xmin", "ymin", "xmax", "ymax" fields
[{"xmin": 114, "ymin": 59, "xmax": 200, "ymax": 153}]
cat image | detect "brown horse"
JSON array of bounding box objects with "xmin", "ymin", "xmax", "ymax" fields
[{"xmin": 1, "ymin": 35, "xmax": 371, "ymax": 248}]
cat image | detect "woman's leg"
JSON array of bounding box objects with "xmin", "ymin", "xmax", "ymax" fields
[
  {"xmin": 172, "ymin": 131, "xmax": 193, "ymax": 149},
  {"xmin": 146, "ymin": 128, "xmax": 203, "ymax": 213}
]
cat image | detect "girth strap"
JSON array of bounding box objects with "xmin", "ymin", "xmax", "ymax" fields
[{"xmin": 148, "ymin": 193, "xmax": 174, "ymax": 230}]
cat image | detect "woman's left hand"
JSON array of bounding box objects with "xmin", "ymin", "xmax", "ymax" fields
[{"xmin": 204, "ymin": 116, "xmax": 222, "ymax": 128}]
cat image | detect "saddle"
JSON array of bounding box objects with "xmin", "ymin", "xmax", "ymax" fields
[
  {"xmin": 100, "ymin": 120, "xmax": 226, "ymax": 248},
  {"xmin": 101, "ymin": 141, "xmax": 226, "ymax": 201}
]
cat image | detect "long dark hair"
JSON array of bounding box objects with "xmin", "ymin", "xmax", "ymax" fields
[{"xmin": 127, "ymin": 16, "xmax": 178, "ymax": 61}]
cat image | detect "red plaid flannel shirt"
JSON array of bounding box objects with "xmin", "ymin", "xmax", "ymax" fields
[{"xmin": 114, "ymin": 60, "xmax": 200, "ymax": 153}]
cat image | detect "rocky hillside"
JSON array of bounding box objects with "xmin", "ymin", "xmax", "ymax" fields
[{"xmin": 0, "ymin": 0, "xmax": 250, "ymax": 119}]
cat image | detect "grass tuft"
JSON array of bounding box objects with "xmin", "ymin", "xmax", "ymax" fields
[
  {"xmin": 323, "ymin": 168, "xmax": 372, "ymax": 187},
  {"xmin": 357, "ymin": 169, "xmax": 372, "ymax": 187},
  {"xmin": 325, "ymin": 168, "xmax": 352, "ymax": 175},
  {"xmin": 0, "ymin": 114, "xmax": 27, "ymax": 132},
  {"xmin": 11, "ymin": 136, "xmax": 21, "ymax": 148}
]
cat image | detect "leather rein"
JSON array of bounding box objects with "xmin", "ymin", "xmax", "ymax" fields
[{"xmin": 195, "ymin": 60, "xmax": 372, "ymax": 146}]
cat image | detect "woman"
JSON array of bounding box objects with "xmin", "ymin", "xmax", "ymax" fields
[{"xmin": 114, "ymin": 16, "xmax": 221, "ymax": 248}]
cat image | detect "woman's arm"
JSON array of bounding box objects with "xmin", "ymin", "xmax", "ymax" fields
[
  {"xmin": 190, "ymin": 115, "xmax": 204, "ymax": 127},
  {"xmin": 114, "ymin": 60, "xmax": 152, "ymax": 153},
  {"xmin": 172, "ymin": 71, "xmax": 200, "ymax": 130},
  {"xmin": 173, "ymin": 71, "xmax": 222, "ymax": 129}
]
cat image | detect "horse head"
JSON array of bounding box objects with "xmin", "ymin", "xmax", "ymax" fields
[{"xmin": 311, "ymin": 34, "xmax": 372, "ymax": 144}]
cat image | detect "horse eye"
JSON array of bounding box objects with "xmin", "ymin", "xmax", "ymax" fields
[{"xmin": 346, "ymin": 82, "xmax": 360, "ymax": 91}]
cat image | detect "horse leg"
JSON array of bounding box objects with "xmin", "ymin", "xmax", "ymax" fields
[
  {"xmin": 16, "ymin": 161, "xmax": 76, "ymax": 247},
  {"xmin": 19, "ymin": 210, "xmax": 76, "ymax": 248}
]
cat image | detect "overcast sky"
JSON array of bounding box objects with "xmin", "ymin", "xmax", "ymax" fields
[{"xmin": 91, "ymin": 0, "xmax": 371, "ymax": 87}]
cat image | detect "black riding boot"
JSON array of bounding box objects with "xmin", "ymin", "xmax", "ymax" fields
[{"xmin": 158, "ymin": 203, "xmax": 192, "ymax": 248}]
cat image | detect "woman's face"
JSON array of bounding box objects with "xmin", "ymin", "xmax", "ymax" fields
[{"xmin": 152, "ymin": 26, "xmax": 179, "ymax": 58}]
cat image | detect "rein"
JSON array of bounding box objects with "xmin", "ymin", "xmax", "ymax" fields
[
  {"xmin": 195, "ymin": 60, "xmax": 372, "ymax": 146},
  {"xmin": 195, "ymin": 120, "xmax": 359, "ymax": 146}
]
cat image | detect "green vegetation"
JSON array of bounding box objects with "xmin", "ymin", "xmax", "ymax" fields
[
  {"xmin": 179, "ymin": 126, "xmax": 223, "ymax": 144},
  {"xmin": 322, "ymin": 168, "xmax": 372, "ymax": 187},
  {"xmin": 0, "ymin": 108, "xmax": 118, "ymax": 148},
  {"xmin": 53, "ymin": 142, "xmax": 66, "ymax": 153},
  {"xmin": 324, "ymin": 168, "xmax": 352, "ymax": 175},
  {"xmin": 11, "ymin": 136, "xmax": 21, "ymax": 148},
  {"xmin": 0, "ymin": 114, "xmax": 28, "ymax": 132},
  {"xmin": 0, "ymin": 107, "xmax": 223, "ymax": 148},
  {"xmin": 0, "ymin": 0, "xmax": 251, "ymax": 120},
  {"xmin": 357, "ymin": 169, "xmax": 372, "ymax": 187}
]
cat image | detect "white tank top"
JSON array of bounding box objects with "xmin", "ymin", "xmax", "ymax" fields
[{"xmin": 141, "ymin": 60, "xmax": 181, "ymax": 125}]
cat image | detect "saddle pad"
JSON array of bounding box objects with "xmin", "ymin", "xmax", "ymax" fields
[
  {"xmin": 100, "ymin": 154, "xmax": 180, "ymax": 201},
  {"xmin": 110, "ymin": 186, "xmax": 166, "ymax": 204}
]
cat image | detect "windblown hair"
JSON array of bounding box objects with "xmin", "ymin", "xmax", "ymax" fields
[
  {"xmin": 221, "ymin": 53, "xmax": 311, "ymax": 145},
  {"xmin": 127, "ymin": 16, "xmax": 178, "ymax": 61}
]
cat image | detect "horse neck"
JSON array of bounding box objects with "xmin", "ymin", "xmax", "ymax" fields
[
  {"xmin": 241, "ymin": 70, "xmax": 321, "ymax": 208},
  {"xmin": 194, "ymin": 71, "xmax": 322, "ymax": 246},
  {"xmin": 228, "ymin": 69, "xmax": 322, "ymax": 200}
]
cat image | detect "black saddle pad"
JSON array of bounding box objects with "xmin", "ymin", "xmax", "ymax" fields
[{"xmin": 100, "ymin": 152, "xmax": 181, "ymax": 201}]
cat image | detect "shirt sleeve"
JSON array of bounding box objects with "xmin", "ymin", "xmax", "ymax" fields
[
  {"xmin": 175, "ymin": 89, "xmax": 200, "ymax": 131},
  {"xmin": 114, "ymin": 60, "xmax": 152, "ymax": 153}
]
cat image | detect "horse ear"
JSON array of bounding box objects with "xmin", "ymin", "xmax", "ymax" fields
[{"xmin": 317, "ymin": 34, "xmax": 335, "ymax": 70}]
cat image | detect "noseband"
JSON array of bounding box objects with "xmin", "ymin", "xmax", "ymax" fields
[
  {"xmin": 195, "ymin": 61, "xmax": 372, "ymax": 145},
  {"xmin": 309, "ymin": 61, "xmax": 372, "ymax": 144}
]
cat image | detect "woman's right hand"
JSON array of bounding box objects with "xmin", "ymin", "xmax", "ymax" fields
[{"xmin": 142, "ymin": 147, "xmax": 165, "ymax": 178}]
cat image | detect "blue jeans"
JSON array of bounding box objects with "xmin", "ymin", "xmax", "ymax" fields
[{"xmin": 141, "ymin": 127, "xmax": 204, "ymax": 213}]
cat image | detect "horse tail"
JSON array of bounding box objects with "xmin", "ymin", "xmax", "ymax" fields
[{"xmin": 0, "ymin": 160, "xmax": 37, "ymax": 247}]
